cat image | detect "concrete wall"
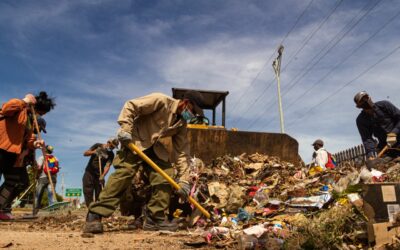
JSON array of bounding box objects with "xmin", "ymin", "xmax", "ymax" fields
[{"xmin": 187, "ymin": 128, "xmax": 300, "ymax": 165}]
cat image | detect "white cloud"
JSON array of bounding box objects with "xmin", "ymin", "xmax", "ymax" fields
[{"xmin": 1, "ymin": 0, "xmax": 399, "ymax": 190}]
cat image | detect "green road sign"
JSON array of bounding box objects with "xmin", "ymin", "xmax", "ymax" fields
[{"xmin": 65, "ymin": 188, "xmax": 82, "ymax": 197}]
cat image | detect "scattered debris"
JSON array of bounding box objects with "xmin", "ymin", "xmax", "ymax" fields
[
  {"xmin": 3, "ymin": 153, "xmax": 400, "ymax": 249},
  {"xmin": 187, "ymin": 153, "xmax": 400, "ymax": 249}
]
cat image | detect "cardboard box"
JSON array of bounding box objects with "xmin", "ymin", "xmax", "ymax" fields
[
  {"xmin": 362, "ymin": 183, "xmax": 400, "ymax": 223},
  {"xmin": 367, "ymin": 222, "xmax": 400, "ymax": 247}
]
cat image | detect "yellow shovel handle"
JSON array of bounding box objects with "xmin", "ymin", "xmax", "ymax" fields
[{"xmin": 127, "ymin": 143, "xmax": 210, "ymax": 219}]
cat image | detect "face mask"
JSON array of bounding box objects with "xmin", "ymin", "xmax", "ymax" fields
[{"xmin": 181, "ymin": 108, "xmax": 195, "ymax": 121}]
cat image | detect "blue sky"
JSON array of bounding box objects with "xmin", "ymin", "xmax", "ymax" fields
[{"xmin": 1, "ymin": 0, "xmax": 400, "ymax": 194}]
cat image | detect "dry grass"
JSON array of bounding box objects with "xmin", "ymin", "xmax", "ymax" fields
[{"xmin": 284, "ymin": 204, "xmax": 358, "ymax": 250}]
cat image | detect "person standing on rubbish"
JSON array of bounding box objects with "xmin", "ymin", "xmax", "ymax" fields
[
  {"xmin": 84, "ymin": 91, "xmax": 204, "ymax": 234},
  {"xmin": 309, "ymin": 139, "xmax": 336, "ymax": 175},
  {"xmin": 354, "ymin": 91, "xmax": 400, "ymax": 161},
  {"xmin": 0, "ymin": 92, "xmax": 55, "ymax": 220},
  {"xmin": 82, "ymin": 138, "xmax": 118, "ymax": 207},
  {"xmin": 311, "ymin": 139, "xmax": 328, "ymax": 172},
  {"xmin": 34, "ymin": 145, "xmax": 59, "ymax": 213}
]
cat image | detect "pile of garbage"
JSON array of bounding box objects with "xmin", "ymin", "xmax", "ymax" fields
[{"xmin": 184, "ymin": 153, "xmax": 400, "ymax": 249}]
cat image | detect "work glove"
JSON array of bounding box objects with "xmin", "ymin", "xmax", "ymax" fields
[
  {"xmin": 176, "ymin": 181, "xmax": 191, "ymax": 201},
  {"xmin": 117, "ymin": 130, "xmax": 133, "ymax": 146},
  {"xmin": 33, "ymin": 140, "xmax": 45, "ymax": 149},
  {"xmin": 99, "ymin": 175, "xmax": 105, "ymax": 182},
  {"xmin": 387, "ymin": 133, "xmax": 397, "ymax": 147}
]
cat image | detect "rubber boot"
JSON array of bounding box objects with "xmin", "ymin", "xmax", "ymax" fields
[{"xmin": 83, "ymin": 212, "xmax": 103, "ymax": 234}]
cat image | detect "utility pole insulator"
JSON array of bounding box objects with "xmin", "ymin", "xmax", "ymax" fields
[{"xmin": 278, "ymin": 45, "xmax": 284, "ymax": 56}]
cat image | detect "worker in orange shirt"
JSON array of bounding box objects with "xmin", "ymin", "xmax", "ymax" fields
[{"xmin": 0, "ymin": 92, "xmax": 55, "ymax": 220}]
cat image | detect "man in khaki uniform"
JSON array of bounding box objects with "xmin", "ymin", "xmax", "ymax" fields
[{"xmin": 84, "ymin": 91, "xmax": 204, "ymax": 233}]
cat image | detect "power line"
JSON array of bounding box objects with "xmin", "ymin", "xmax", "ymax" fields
[
  {"xmin": 248, "ymin": 0, "xmax": 388, "ymax": 130},
  {"xmin": 230, "ymin": 0, "xmax": 315, "ymax": 121},
  {"xmin": 234, "ymin": 0, "xmax": 342, "ymax": 127},
  {"xmin": 283, "ymin": 1, "xmax": 398, "ymax": 112},
  {"xmin": 243, "ymin": 0, "xmax": 347, "ymax": 129},
  {"xmin": 281, "ymin": 0, "xmax": 383, "ymax": 99},
  {"xmin": 282, "ymin": 0, "xmax": 344, "ymax": 74},
  {"xmin": 259, "ymin": 0, "xmax": 381, "ymax": 118},
  {"xmin": 286, "ymin": 43, "xmax": 400, "ymax": 129}
]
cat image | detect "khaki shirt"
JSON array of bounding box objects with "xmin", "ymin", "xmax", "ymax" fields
[{"xmin": 118, "ymin": 93, "xmax": 190, "ymax": 181}]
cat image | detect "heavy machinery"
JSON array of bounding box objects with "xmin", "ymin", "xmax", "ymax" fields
[{"xmin": 172, "ymin": 88, "xmax": 300, "ymax": 165}]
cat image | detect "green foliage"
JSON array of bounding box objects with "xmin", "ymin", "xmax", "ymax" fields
[{"xmin": 331, "ymin": 184, "xmax": 363, "ymax": 200}]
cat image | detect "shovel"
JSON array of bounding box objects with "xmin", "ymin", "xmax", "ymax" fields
[
  {"xmin": 366, "ymin": 146, "xmax": 390, "ymax": 170},
  {"xmin": 98, "ymin": 155, "xmax": 104, "ymax": 189},
  {"xmin": 127, "ymin": 143, "xmax": 211, "ymax": 219},
  {"xmin": 378, "ymin": 145, "xmax": 390, "ymax": 158},
  {"xmin": 30, "ymin": 105, "xmax": 62, "ymax": 209}
]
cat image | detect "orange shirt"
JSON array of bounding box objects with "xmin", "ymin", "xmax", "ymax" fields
[{"xmin": 0, "ymin": 98, "xmax": 35, "ymax": 154}]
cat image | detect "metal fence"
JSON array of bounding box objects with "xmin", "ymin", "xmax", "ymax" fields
[{"xmin": 333, "ymin": 144, "xmax": 366, "ymax": 165}]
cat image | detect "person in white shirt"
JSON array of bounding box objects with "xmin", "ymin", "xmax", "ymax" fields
[
  {"xmin": 312, "ymin": 139, "xmax": 328, "ymax": 170},
  {"xmin": 34, "ymin": 145, "xmax": 58, "ymax": 214}
]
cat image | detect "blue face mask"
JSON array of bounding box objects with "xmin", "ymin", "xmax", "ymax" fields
[{"xmin": 181, "ymin": 108, "xmax": 195, "ymax": 121}]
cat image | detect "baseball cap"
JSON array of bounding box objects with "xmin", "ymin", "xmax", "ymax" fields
[
  {"xmin": 183, "ymin": 90, "xmax": 205, "ymax": 116},
  {"xmin": 354, "ymin": 91, "xmax": 369, "ymax": 108},
  {"xmin": 312, "ymin": 139, "xmax": 324, "ymax": 146},
  {"xmin": 46, "ymin": 145, "xmax": 54, "ymax": 153}
]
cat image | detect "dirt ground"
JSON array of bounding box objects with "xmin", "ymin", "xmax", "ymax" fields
[{"xmin": 0, "ymin": 208, "xmax": 215, "ymax": 250}]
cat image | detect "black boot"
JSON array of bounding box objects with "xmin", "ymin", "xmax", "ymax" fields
[
  {"xmin": 127, "ymin": 217, "xmax": 143, "ymax": 230},
  {"xmin": 83, "ymin": 212, "xmax": 103, "ymax": 234},
  {"xmin": 143, "ymin": 216, "xmax": 178, "ymax": 232}
]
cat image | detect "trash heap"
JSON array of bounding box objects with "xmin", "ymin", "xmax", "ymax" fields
[{"xmin": 185, "ymin": 153, "xmax": 400, "ymax": 249}]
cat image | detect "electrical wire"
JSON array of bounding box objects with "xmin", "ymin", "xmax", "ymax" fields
[
  {"xmin": 286, "ymin": 43, "xmax": 400, "ymax": 129},
  {"xmin": 230, "ymin": 0, "xmax": 315, "ymax": 121},
  {"xmin": 284, "ymin": 2, "xmax": 398, "ymax": 112},
  {"xmin": 248, "ymin": 0, "xmax": 390, "ymax": 131},
  {"xmin": 282, "ymin": 0, "xmax": 344, "ymax": 74},
  {"xmin": 258, "ymin": 0, "xmax": 381, "ymax": 120},
  {"xmin": 234, "ymin": 0, "xmax": 343, "ymax": 127},
  {"xmin": 243, "ymin": 0, "xmax": 347, "ymax": 129},
  {"xmin": 282, "ymin": 0, "xmax": 384, "ymax": 98}
]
